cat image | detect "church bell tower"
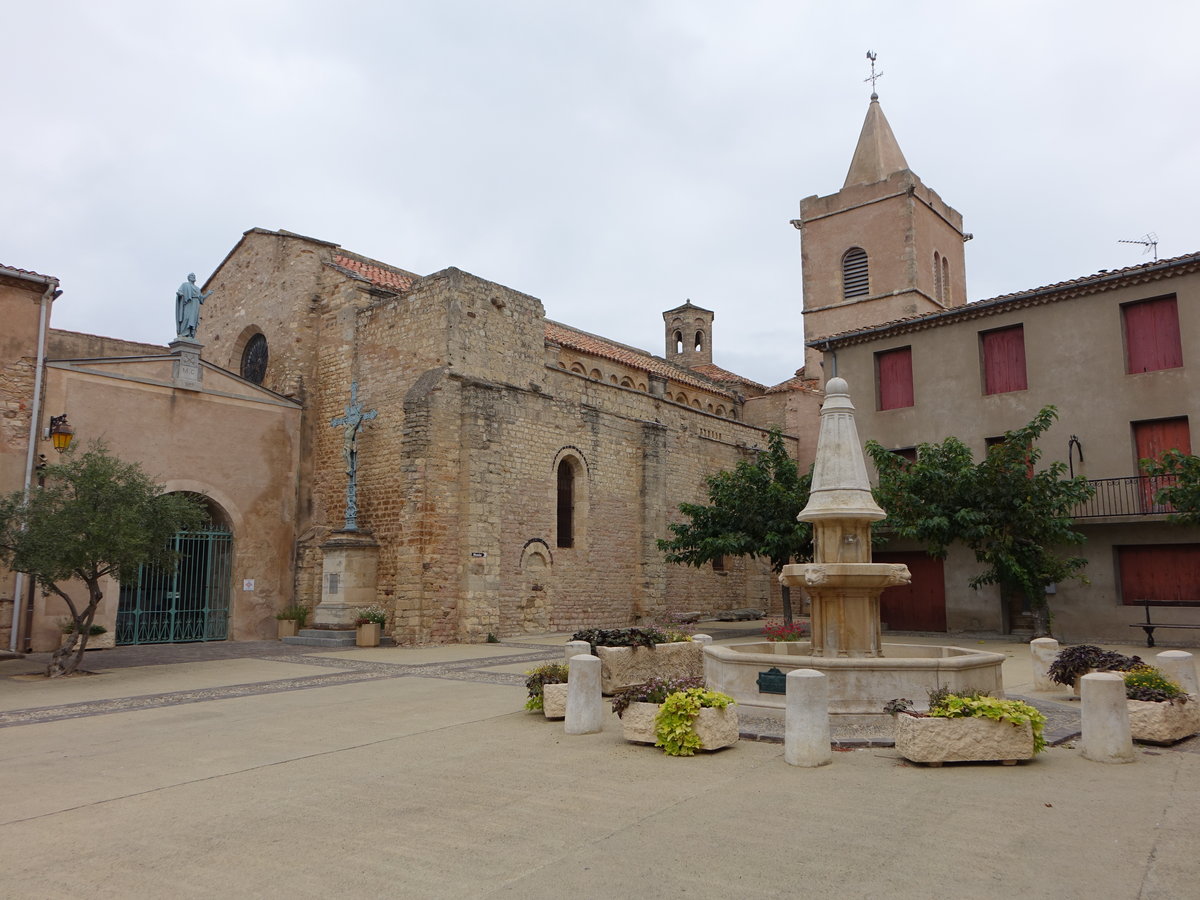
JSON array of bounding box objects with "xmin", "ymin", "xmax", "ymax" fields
[{"xmin": 795, "ymin": 80, "xmax": 970, "ymax": 378}]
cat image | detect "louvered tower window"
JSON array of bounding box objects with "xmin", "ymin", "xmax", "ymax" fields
[{"xmin": 842, "ymin": 247, "xmax": 869, "ymax": 299}]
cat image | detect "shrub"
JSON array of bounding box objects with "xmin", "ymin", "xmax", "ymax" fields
[
  {"xmin": 524, "ymin": 663, "xmax": 570, "ymax": 711},
  {"xmin": 654, "ymin": 688, "xmax": 735, "ymax": 756},
  {"xmin": 353, "ymin": 605, "xmax": 388, "ymax": 626},
  {"xmin": 763, "ymin": 620, "xmax": 809, "ymax": 642},
  {"xmin": 59, "ymin": 619, "xmax": 106, "ymax": 636},
  {"xmin": 275, "ymin": 605, "xmax": 310, "ymax": 625},
  {"xmin": 610, "ymin": 675, "xmax": 705, "ymax": 718},
  {"xmin": 1123, "ymin": 665, "xmax": 1186, "ymax": 703},
  {"xmin": 571, "ymin": 627, "xmax": 668, "ymax": 651},
  {"xmin": 1048, "ymin": 644, "xmax": 1142, "ymax": 687}
]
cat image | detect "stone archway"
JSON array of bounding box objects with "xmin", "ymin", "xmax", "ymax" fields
[
  {"xmin": 115, "ymin": 494, "xmax": 234, "ymax": 644},
  {"xmin": 512, "ymin": 540, "xmax": 553, "ymax": 634}
]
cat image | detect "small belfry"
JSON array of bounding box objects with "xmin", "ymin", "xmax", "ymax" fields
[
  {"xmin": 662, "ymin": 299, "xmax": 715, "ymax": 368},
  {"xmin": 795, "ymin": 52, "xmax": 970, "ymax": 379}
]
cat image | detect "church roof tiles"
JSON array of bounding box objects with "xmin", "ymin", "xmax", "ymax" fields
[
  {"xmin": 545, "ymin": 320, "xmax": 737, "ymax": 398},
  {"xmin": 329, "ymin": 253, "xmax": 416, "ymax": 292}
]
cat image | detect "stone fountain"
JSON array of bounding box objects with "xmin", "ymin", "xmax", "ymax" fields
[{"xmin": 702, "ymin": 377, "xmax": 1006, "ymax": 724}]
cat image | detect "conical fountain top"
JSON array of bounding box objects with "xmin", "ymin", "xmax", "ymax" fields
[{"xmin": 798, "ymin": 377, "xmax": 886, "ymax": 523}]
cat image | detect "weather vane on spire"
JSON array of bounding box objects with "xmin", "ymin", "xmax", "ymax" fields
[{"xmin": 864, "ymin": 50, "xmax": 883, "ymax": 99}]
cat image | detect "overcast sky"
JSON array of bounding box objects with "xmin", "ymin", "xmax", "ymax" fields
[{"xmin": 4, "ymin": 1, "xmax": 1197, "ymax": 387}]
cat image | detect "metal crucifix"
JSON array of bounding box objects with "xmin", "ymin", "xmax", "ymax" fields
[
  {"xmin": 864, "ymin": 50, "xmax": 883, "ymax": 98},
  {"xmin": 330, "ymin": 382, "xmax": 377, "ymax": 531}
]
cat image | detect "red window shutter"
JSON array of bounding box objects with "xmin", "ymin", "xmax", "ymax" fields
[
  {"xmin": 982, "ymin": 326, "xmax": 1028, "ymax": 394},
  {"xmin": 1119, "ymin": 545, "xmax": 1200, "ymax": 606},
  {"xmin": 1125, "ymin": 296, "xmax": 1183, "ymax": 373},
  {"xmin": 877, "ymin": 348, "xmax": 914, "ymax": 410},
  {"xmin": 1134, "ymin": 417, "xmax": 1192, "ymax": 461}
]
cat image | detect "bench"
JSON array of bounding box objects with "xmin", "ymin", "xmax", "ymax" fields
[{"xmin": 1130, "ymin": 600, "xmax": 1200, "ymax": 647}]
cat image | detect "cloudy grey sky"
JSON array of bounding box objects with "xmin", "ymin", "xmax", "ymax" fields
[{"xmin": 4, "ymin": 1, "xmax": 1196, "ymax": 386}]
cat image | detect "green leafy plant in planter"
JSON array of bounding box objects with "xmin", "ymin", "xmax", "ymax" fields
[
  {"xmin": 353, "ymin": 605, "xmax": 388, "ymax": 626},
  {"xmin": 524, "ymin": 663, "xmax": 570, "ymax": 711},
  {"xmin": 1123, "ymin": 666, "xmax": 1187, "ymax": 703},
  {"xmin": 1047, "ymin": 645, "xmax": 1142, "ymax": 687},
  {"xmin": 571, "ymin": 627, "xmax": 672, "ymax": 652},
  {"xmin": 59, "ymin": 619, "xmax": 107, "ymax": 636},
  {"xmin": 655, "ymin": 687, "xmax": 735, "ymax": 756},
  {"xmin": 887, "ymin": 690, "xmax": 1049, "ymax": 754},
  {"xmin": 610, "ymin": 675, "xmax": 705, "ymax": 718},
  {"xmin": 275, "ymin": 605, "xmax": 310, "ymax": 626}
]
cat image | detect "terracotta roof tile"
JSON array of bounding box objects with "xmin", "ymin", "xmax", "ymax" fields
[
  {"xmin": 0, "ymin": 264, "xmax": 58, "ymax": 282},
  {"xmin": 329, "ymin": 253, "xmax": 416, "ymax": 292},
  {"xmin": 689, "ymin": 363, "xmax": 767, "ymax": 392},
  {"xmin": 765, "ymin": 371, "xmax": 821, "ymax": 394},
  {"xmin": 545, "ymin": 320, "xmax": 736, "ymax": 398},
  {"xmin": 811, "ymin": 251, "xmax": 1200, "ymax": 348}
]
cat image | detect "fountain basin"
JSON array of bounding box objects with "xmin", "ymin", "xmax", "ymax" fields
[{"xmin": 703, "ymin": 641, "xmax": 1006, "ymax": 718}]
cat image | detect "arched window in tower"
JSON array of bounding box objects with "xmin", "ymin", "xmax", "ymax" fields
[
  {"xmin": 933, "ymin": 252, "xmax": 943, "ymax": 302},
  {"xmin": 674, "ymin": 330, "xmax": 684, "ymax": 354},
  {"xmin": 241, "ymin": 333, "xmax": 268, "ymax": 384},
  {"xmin": 941, "ymin": 256, "xmax": 951, "ymax": 304},
  {"xmin": 842, "ymin": 247, "xmax": 869, "ymax": 299},
  {"xmin": 556, "ymin": 459, "xmax": 575, "ymax": 549},
  {"xmin": 694, "ymin": 331, "xmax": 704, "ymax": 352}
]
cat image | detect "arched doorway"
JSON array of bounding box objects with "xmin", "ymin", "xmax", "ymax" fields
[{"xmin": 116, "ymin": 495, "xmax": 233, "ymax": 644}]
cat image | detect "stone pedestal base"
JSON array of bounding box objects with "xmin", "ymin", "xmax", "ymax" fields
[{"xmin": 314, "ymin": 530, "xmax": 380, "ymax": 628}]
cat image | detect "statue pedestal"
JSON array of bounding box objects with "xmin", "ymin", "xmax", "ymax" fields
[
  {"xmin": 314, "ymin": 530, "xmax": 380, "ymax": 628},
  {"xmin": 168, "ymin": 338, "xmax": 204, "ymax": 390}
]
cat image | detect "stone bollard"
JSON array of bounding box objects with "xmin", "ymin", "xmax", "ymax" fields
[
  {"xmin": 1030, "ymin": 637, "xmax": 1060, "ymax": 692},
  {"xmin": 692, "ymin": 634, "xmax": 712, "ymax": 646},
  {"xmin": 784, "ymin": 668, "xmax": 832, "ymax": 767},
  {"xmin": 565, "ymin": 654, "xmax": 604, "ymax": 735},
  {"xmin": 564, "ymin": 639, "xmax": 591, "ymax": 665},
  {"xmin": 1080, "ymin": 672, "xmax": 1135, "ymax": 764},
  {"xmin": 1156, "ymin": 650, "xmax": 1199, "ymax": 696}
]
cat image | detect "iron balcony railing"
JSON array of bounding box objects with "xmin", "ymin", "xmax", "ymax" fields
[{"xmin": 1072, "ymin": 475, "xmax": 1177, "ymax": 519}]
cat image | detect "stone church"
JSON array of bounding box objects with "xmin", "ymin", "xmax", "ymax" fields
[{"xmin": 8, "ymin": 89, "xmax": 1193, "ymax": 651}]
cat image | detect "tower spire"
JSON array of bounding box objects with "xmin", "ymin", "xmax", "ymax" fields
[{"xmin": 843, "ymin": 54, "xmax": 909, "ymax": 188}]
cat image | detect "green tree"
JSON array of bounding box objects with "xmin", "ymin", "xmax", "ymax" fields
[
  {"xmin": 1141, "ymin": 449, "xmax": 1200, "ymax": 524},
  {"xmin": 0, "ymin": 443, "xmax": 207, "ymax": 677},
  {"xmin": 867, "ymin": 407, "xmax": 1094, "ymax": 637},
  {"xmin": 657, "ymin": 430, "xmax": 812, "ymax": 623}
]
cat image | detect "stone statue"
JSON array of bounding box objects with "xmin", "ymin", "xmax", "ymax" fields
[{"xmin": 175, "ymin": 273, "xmax": 213, "ymax": 340}]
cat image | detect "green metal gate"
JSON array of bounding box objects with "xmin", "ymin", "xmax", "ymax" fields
[{"xmin": 116, "ymin": 528, "xmax": 233, "ymax": 644}]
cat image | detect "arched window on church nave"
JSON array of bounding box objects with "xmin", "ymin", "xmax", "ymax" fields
[
  {"xmin": 842, "ymin": 247, "xmax": 869, "ymax": 299},
  {"xmin": 556, "ymin": 459, "xmax": 575, "ymax": 549}
]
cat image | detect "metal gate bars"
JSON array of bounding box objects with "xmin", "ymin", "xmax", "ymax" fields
[{"xmin": 116, "ymin": 528, "xmax": 233, "ymax": 644}]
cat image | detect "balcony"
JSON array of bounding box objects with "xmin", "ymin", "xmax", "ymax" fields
[{"xmin": 1072, "ymin": 475, "xmax": 1177, "ymax": 519}]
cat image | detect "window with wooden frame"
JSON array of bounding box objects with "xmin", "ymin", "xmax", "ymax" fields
[
  {"xmin": 981, "ymin": 324, "xmax": 1028, "ymax": 394},
  {"xmin": 876, "ymin": 347, "xmax": 914, "ymax": 410},
  {"xmin": 1124, "ymin": 295, "xmax": 1182, "ymax": 374}
]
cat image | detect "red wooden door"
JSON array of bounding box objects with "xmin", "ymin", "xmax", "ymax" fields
[
  {"xmin": 1134, "ymin": 418, "xmax": 1190, "ymax": 511},
  {"xmin": 876, "ymin": 551, "xmax": 946, "ymax": 632}
]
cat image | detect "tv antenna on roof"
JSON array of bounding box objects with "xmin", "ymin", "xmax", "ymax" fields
[
  {"xmin": 864, "ymin": 51, "xmax": 883, "ymax": 98},
  {"xmin": 1118, "ymin": 233, "xmax": 1158, "ymax": 262}
]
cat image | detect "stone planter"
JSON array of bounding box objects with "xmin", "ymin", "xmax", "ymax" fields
[
  {"xmin": 356, "ymin": 623, "xmax": 381, "ymax": 647},
  {"xmin": 542, "ymin": 683, "xmax": 568, "ymax": 719},
  {"xmin": 893, "ymin": 714, "xmax": 1035, "ymax": 766},
  {"xmin": 618, "ymin": 701, "xmax": 739, "ymax": 751},
  {"xmin": 277, "ymin": 619, "xmax": 299, "ymax": 639},
  {"xmin": 1128, "ymin": 697, "xmax": 1200, "ymax": 744},
  {"xmin": 593, "ymin": 642, "xmax": 703, "ymax": 694}
]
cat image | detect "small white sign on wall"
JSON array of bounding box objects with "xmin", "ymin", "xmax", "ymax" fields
[{"xmin": 243, "ymin": 579, "xmax": 255, "ymax": 592}]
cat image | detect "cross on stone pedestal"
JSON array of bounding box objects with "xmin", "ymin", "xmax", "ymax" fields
[{"xmin": 330, "ymin": 382, "xmax": 377, "ymax": 531}]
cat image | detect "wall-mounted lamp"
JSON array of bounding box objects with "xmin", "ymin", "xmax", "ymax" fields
[{"xmin": 47, "ymin": 414, "xmax": 75, "ymax": 453}]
